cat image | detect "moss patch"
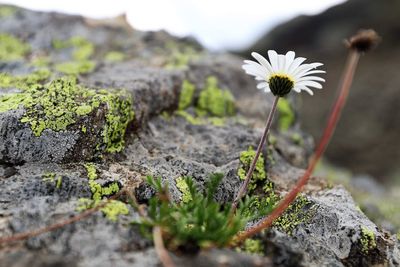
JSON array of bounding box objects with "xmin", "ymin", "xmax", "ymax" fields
[
  {"xmin": 273, "ymin": 195, "xmax": 317, "ymax": 236},
  {"xmin": 0, "ymin": 77, "xmax": 134, "ymax": 152},
  {"xmin": 0, "ymin": 33, "xmax": 30, "ymax": 61},
  {"xmin": 277, "ymin": 98, "xmax": 295, "ymax": 131},
  {"xmin": 360, "ymin": 226, "xmax": 377, "ymax": 254},
  {"xmin": 178, "ymin": 80, "xmax": 195, "ymax": 110},
  {"xmin": 237, "ymin": 146, "xmax": 266, "ymax": 192},
  {"xmin": 176, "ymin": 177, "xmax": 192, "ymax": 203},
  {"xmin": 197, "ymin": 76, "xmax": 235, "ymax": 117}
]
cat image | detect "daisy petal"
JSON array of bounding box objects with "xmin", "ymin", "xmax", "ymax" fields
[
  {"xmin": 287, "ymin": 57, "xmax": 306, "ymax": 75},
  {"xmin": 251, "ymin": 52, "xmax": 274, "ymax": 73},
  {"xmin": 297, "ymin": 76, "xmax": 325, "ymax": 82},
  {"xmin": 297, "ymin": 80, "xmax": 323, "ymax": 89},
  {"xmin": 268, "ymin": 50, "xmax": 279, "ymax": 72},
  {"xmin": 284, "ymin": 51, "xmax": 295, "ymax": 72},
  {"xmin": 257, "ymin": 82, "xmax": 269, "ymax": 89}
]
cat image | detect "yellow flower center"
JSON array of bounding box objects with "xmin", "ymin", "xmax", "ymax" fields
[{"xmin": 268, "ymin": 74, "xmax": 294, "ymax": 97}]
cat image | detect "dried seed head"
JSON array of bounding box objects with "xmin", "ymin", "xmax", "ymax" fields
[{"xmin": 346, "ymin": 29, "xmax": 381, "ymax": 53}]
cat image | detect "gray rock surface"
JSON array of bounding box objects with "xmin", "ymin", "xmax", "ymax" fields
[{"xmin": 0, "ymin": 4, "xmax": 399, "ymax": 267}]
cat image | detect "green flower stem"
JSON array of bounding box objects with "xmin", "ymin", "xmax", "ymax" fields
[{"xmin": 231, "ymin": 95, "xmax": 279, "ymax": 212}]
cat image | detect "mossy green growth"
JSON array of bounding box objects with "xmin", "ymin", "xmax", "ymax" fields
[
  {"xmin": 238, "ymin": 147, "xmax": 266, "ymax": 192},
  {"xmin": 104, "ymin": 51, "xmax": 125, "ymax": 62},
  {"xmin": 0, "ymin": 77, "xmax": 134, "ymax": 151},
  {"xmin": 197, "ymin": 76, "xmax": 235, "ymax": 117},
  {"xmin": 242, "ymin": 239, "xmax": 264, "ymax": 255},
  {"xmin": 176, "ymin": 177, "xmax": 192, "ymax": 203},
  {"xmin": 55, "ymin": 60, "xmax": 95, "ymax": 75},
  {"xmin": 178, "ymin": 80, "xmax": 195, "ymax": 110},
  {"xmin": 360, "ymin": 226, "xmax": 377, "ymax": 254},
  {"xmin": 0, "ymin": 69, "xmax": 50, "ymax": 90},
  {"xmin": 277, "ymin": 97, "xmax": 295, "ymax": 131},
  {"xmin": 273, "ymin": 195, "xmax": 317, "ymax": 236},
  {"xmin": 0, "ymin": 33, "xmax": 30, "ymax": 61}
]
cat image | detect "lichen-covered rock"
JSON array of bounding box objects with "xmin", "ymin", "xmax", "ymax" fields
[
  {"xmin": 0, "ymin": 77, "xmax": 134, "ymax": 163},
  {"xmin": 1, "ymin": 4, "xmax": 399, "ymax": 267}
]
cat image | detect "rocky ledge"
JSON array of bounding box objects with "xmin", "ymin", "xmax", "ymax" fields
[{"xmin": 0, "ymin": 5, "xmax": 399, "ymax": 267}]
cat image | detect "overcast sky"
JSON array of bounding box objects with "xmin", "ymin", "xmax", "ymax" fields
[{"xmin": 1, "ymin": 0, "xmax": 346, "ymax": 50}]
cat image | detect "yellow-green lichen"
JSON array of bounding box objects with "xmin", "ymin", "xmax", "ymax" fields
[
  {"xmin": 0, "ymin": 77, "xmax": 134, "ymax": 152},
  {"xmin": 360, "ymin": 226, "xmax": 377, "ymax": 254},
  {"xmin": 42, "ymin": 172, "xmax": 62, "ymax": 189},
  {"xmin": 55, "ymin": 60, "xmax": 95, "ymax": 75},
  {"xmin": 277, "ymin": 98, "xmax": 295, "ymax": 131},
  {"xmin": 164, "ymin": 41, "xmax": 200, "ymax": 69},
  {"xmin": 0, "ymin": 6, "xmax": 17, "ymax": 17},
  {"xmin": 178, "ymin": 80, "xmax": 195, "ymax": 110},
  {"xmin": 176, "ymin": 177, "xmax": 192, "ymax": 203},
  {"xmin": 238, "ymin": 147, "xmax": 266, "ymax": 192},
  {"xmin": 242, "ymin": 239, "xmax": 264, "ymax": 255},
  {"xmin": 0, "ymin": 69, "xmax": 50, "ymax": 90},
  {"xmin": 53, "ymin": 37, "xmax": 96, "ymax": 75},
  {"xmin": 77, "ymin": 198, "xmax": 128, "ymax": 222},
  {"xmin": 291, "ymin": 133, "xmax": 304, "ymax": 146},
  {"xmin": 30, "ymin": 56, "xmax": 51, "ymax": 67},
  {"xmin": 273, "ymin": 195, "xmax": 317, "ymax": 236},
  {"xmin": 100, "ymin": 200, "xmax": 129, "ymax": 221},
  {"xmin": 79, "ymin": 163, "xmax": 127, "ymax": 221},
  {"xmin": 104, "ymin": 51, "xmax": 125, "ymax": 62},
  {"xmin": 53, "ymin": 37, "xmax": 94, "ymax": 60},
  {"xmin": 176, "ymin": 110, "xmax": 205, "ymax": 125},
  {"xmin": 84, "ymin": 163, "xmax": 98, "ymax": 180},
  {"xmin": 0, "ymin": 33, "xmax": 30, "ymax": 61},
  {"xmin": 197, "ymin": 76, "xmax": 235, "ymax": 117},
  {"xmin": 209, "ymin": 117, "xmax": 225, "ymax": 127}
]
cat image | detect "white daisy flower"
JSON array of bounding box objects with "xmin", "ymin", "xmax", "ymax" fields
[{"xmin": 242, "ymin": 50, "xmax": 325, "ymax": 96}]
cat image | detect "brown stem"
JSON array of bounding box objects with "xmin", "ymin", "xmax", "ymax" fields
[
  {"xmin": 233, "ymin": 50, "xmax": 361, "ymax": 243},
  {"xmin": 153, "ymin": 226, "xmax": 176, "ymax": 267},
  {"xmin": 0, "ymin": 191, "xmax": 123, "ymax": 244},
  {"xmin": 231, "ymin": 96, "xmax": 280, "ymax": 212}
]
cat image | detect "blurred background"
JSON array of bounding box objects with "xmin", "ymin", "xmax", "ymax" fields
[{"xmin": 1, "ymin": 0, "xmax": 399, "ymax": 184}]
